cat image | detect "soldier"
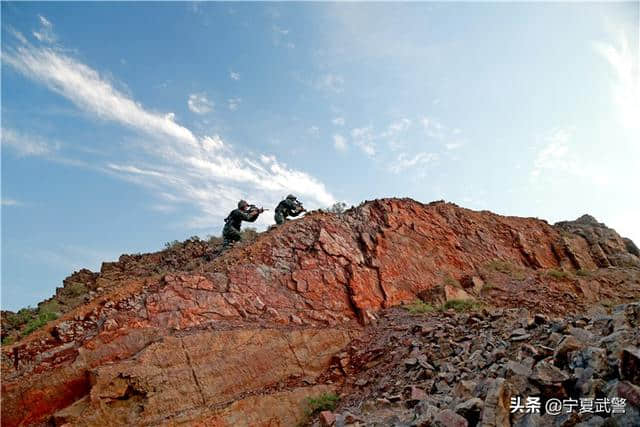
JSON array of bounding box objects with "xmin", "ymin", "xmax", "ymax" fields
[
  {"xmin": 274, "ymin": 194, "xmax": 305, "ymax": 225},
  {"xmin": 222, "ymin": 200, "xmax": 264, "ymax": 248}
]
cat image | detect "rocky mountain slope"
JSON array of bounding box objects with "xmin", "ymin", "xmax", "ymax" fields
[{"xmin": 1, "ymin": 198, "xmax": 639, "ymax": 426}]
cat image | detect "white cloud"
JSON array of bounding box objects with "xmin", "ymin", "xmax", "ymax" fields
[
  {"xmin": 1, "ymin": 199, "xmax": 23, "ymax": 207},
  {"xmin": 530, "ymin": 128, "xmax": 573, "ymax": 180},
  {"xmin": 228, "ymin": 97, "xmax": 241, "ymax": 111},
  {"xmin": 33, "ymin": 14, "xmax": 56, "ymax": 44},
  {"xmin": 317, "ymin": 73, "xmax": 344, "ymax": 94},
  {"xmin": 445, "ymin": 143, "xmax": 462, "ymax": 150},
  {"xmin": 381, "ymin": 118, "xmax": 412, "ymax": 150},
  {"xmin": 332, "ymin": 117, "xmax": 345, "ymax": 126},
  {"xmin": 1, "ymin": 127, "xmax": 60, "ymax": 156},
  {"xmin": 272, "ymin": 25, "xmax": 293, "ymax": 48},
  {"xmin": 389, "ymin": 152, "xmax": 437, "ymax": 174},
  {"xmin": 350, "ymin": 126, "xmax": 376, "ymax": 157},
  {"xmin": 3, "ymin": 46, "xmax": 197, "ymax": 145},
  {"xmin": 188, "ymin": 93, "xmax": 213, "ymax": 114},
  {"xmin": 593, "ymin": 31, "xmax": 640, "ymax": 135},
  {"xmin": 7, "ymin": 26, "xmax": 28, "ymax": 44},
  {"xmin": 229, "ymin": 70, "xmax": 240, "ymax": 80},
  {"xmin": 3, "ymin": 34, "xmax": 336, "ymax": 228},
  {"xmin": 421, "ymin": 117, "xmax": 445, "ymax": 139},
  {"xmin": 387, "ymin": 118, "xmax": 411, "ymax": 134},
  {"xmin": 333, "ymin": 134, "xmax": 347, "ymax": 151}
]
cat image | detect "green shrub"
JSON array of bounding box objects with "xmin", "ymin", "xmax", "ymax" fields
[
  {"xmin": 486, "ymin": 259, "xmax": 526, "ymax": 280},
  {"xmin": 481, "ymin": 283, "xmax": 496, "ymax": 293},
  {"xmin": 207, "ymin": 235, "xmax": 223, "ymax": 246},
  {"xmin": 62, "ymin": 282, "xmax": 87, "ymax": 298},
  {"xmin": 4, "ymin": 307, "xmax": 37, "ymax": 329},
  {"xmin": 546, "ymin": 269, "xmax": 570, "ymax": 280},
  {"xmin": 1, "ymin": 336, "xmax": 14, "ymax": 346},
  {"xmin": 21, "ymin": 311, "xmax": 58, "ymax": 337},
  {"xmin": 38, "ymin": 300, "xmax": 62, "ymax": 314},
  {"xmin": 443, "ymin": 299, "xmax": 483, "ymax": 312},
  {"xmin": 304, "ymin": 392, "xmax": 340, "ymax": 416},
  {"xmin": 164, "ymin": 240, "xmax": 182, "ymax": 250},
  {"xmin": 240, "ymin": 227, "xmax": 259, "ymax": 243},
  {"xmin": 576, "ymin": 269, "xmax": 592, "ymax": 277},
  {"xmin": 326, "ymin": 202, "xmax": 347, "ymax": 214},
  {"xmin": 405, "ymin": 300, "xmax": 437, "ymax": 314},
  {"xmin": 443, "ymin": 275, "xmax": 461, "ymax": 289}
]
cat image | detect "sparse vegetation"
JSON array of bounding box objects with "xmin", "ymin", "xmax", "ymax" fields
[
  {"xmin": 443, "ymin": 299, "xmax": 484, "ymax": 312},
  {"xmin": 486, "ymin": 259, "xmax": 526, "ymax": 280},
  {"xmin": 443, "ymin": 275, "xmax": 461, "ymax": 289},
  {"xmin": 2, "ymin": 301, "xmax": 62, "ymax": 342},
  {"xmin": 326, "ymin": 201, "xmax": 347, "ymax": 214},
  {"xmin": 481, "ymin": 282, "xmax": 496, "ymax": 293},
  {"xmin": 599, "ymin": 298, "xmax": 625, "ymax": 313},
  {"xmin": 304, "ymin": 392, "xmax": 340, "ymax": 417},
  {"xmin": 61, "ymin": 282, "xmax": 87, "ymax": 298},
  {"xmin": 546, "ymin": 269, "xmax": 571, "ymax": 280},
  {"xmin": 21, "ymin": 311, "xmax": 58, "ymax": 337},
  {"xmin": 207, "ymin": 235, "xmax": 223, "ymax": 247},
  {"xmin": 4, "ymin": 307, "xmax": 37, "ymax": 330},
  {"xmin": 164, "ymin": 240, "xmax": 182, "ymax": 250},
  {"xmin": 405, "ymin": 300, "xmax": 437, "ymax": 314},
  {"xmin": 576, "ymin": 269, "xmax": 593, "ymax": 277},
  {"xmin": 240, "ymin": 227, "xmax": 259, "ymax": 243},
  {"xmin": 405, "ymin": 298, "xmax": 484, "ymax": 314}
]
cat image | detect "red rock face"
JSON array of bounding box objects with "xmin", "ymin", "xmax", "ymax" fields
[{"xmin": 2, "ymin": 199, "xmax": 639, "ymax": 426}]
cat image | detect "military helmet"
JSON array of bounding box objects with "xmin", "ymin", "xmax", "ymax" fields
[
  {"xmin": 286, "ymin": 194, "xmax": 296, "ymax": 200},
  {"xmin": 238, "ymin": 200, "xmax": 249, "ymax": 209}
]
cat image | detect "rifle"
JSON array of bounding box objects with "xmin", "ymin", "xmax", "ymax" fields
[
  {"xmin": 293, "ymin": 200, "xmax": 306, "ymax": 212},
  {"xmin": 248, "ymin": 204, "xmax": 268, "ymax": 212}
]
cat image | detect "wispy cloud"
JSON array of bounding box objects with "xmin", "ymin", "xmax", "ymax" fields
[
  {"xmin": 593, "ymin": 31, "xmax": 640, "ymax": 134},
  {"xmin": 381, "ymin": 118, "xmax": 412, "ymax": 150},
  {"xmin": 272, "ymin": 25, "xmax": 294, "ymax": 49},
  {"xmin": 1, "ymin": 127, "xmax": 60, "ymax": 156},
  {"xmin": 350, "ymin": 126, "xmax": 376, "ymax": 157},
  {"xmin": 3, "ymin": 27, "xmax": 335, "ymax": 228},
  {"xmin": 229, "ymin": 70, "xmax": 240, "ymax": 80},
  {"xmin": 6, "ymin": 26, "xmax": 28, "ymax": 44},
  {"xmin": 421, "ymin": 117, "xmax": 445, "ymax": 139},
  {"xmin": 33, "ymin": 15, "xmax": 56, "ymax": 44},
  {"xmin": 316, "ymin": 73, "xmax": 344, "ymax": 94},
  {"xmin": 332, "ymin": 117, "xmax": 345, "ymax": 126},
  {"xmin": 1, "ymin": 199, "xmax": 24, "ymax": 207},
  {"xmin": 527, "ymin": 127, "xmax": 605, "ymax": 187},
  {"xmin": 389, "ymin": 152, "xmax": 437, "ymax": 174},
  {"xmin": 333, "ymin": 134, "xmax": 347, "ymax": 151},
  {"xmin": 228, "ymin": 97, "xmax": 241, "ymax": 111},
  {"xmin": 188, "ymin": 93, "xmax": 213, "ymax": 114}
]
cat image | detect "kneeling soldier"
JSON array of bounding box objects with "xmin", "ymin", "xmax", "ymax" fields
[
  {"xmin": 274, "ymin": 194, "xmax": 305, "ymax": 225},
  {"xmin": 222, "ymin": 200, "xmax": 263, "ymax": 248}
]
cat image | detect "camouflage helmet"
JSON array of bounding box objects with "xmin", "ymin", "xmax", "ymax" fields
[
  {"xmin": 238, "ymin": 200, "xmax": 249, "ymax": 209},
  {"xmin": 286, "ymin": 194, "xmax": 297, "ymax": 200}
]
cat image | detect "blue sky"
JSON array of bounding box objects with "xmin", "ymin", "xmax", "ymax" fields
[{"xmin": 2, "ymin": 2, "xmax": 638, "ymax": 311}]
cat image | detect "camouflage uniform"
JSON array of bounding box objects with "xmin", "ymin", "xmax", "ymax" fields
[
  {"xmin": 222, "ymin": 201, "xmax": 261, "ymax": 247},
  {"xmin": 274, "ymin": 195, "xmax": 304, "ymax": 225}
]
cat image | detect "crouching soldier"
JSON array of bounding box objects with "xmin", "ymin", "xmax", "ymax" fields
[
  {"xmin": 274, "ymin": 194, "xmax": 305, "ymax": 225},
  {"xmin": 222, "ymin": 200, "xmax": 264, "ymax": 248}
]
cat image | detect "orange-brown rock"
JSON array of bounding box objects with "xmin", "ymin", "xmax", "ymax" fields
[{"xmin": 2, "ymin": 198, "xmax": 639, "ymax": 426}]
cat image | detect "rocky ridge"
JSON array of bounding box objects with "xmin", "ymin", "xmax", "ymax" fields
[
  {"xmin": 315, "ymin": 302, "xmax": 640, "ymax": 427},
  {"xmin": 1, "ymin": 198, "xmax": 639, "ymax": 426}
]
